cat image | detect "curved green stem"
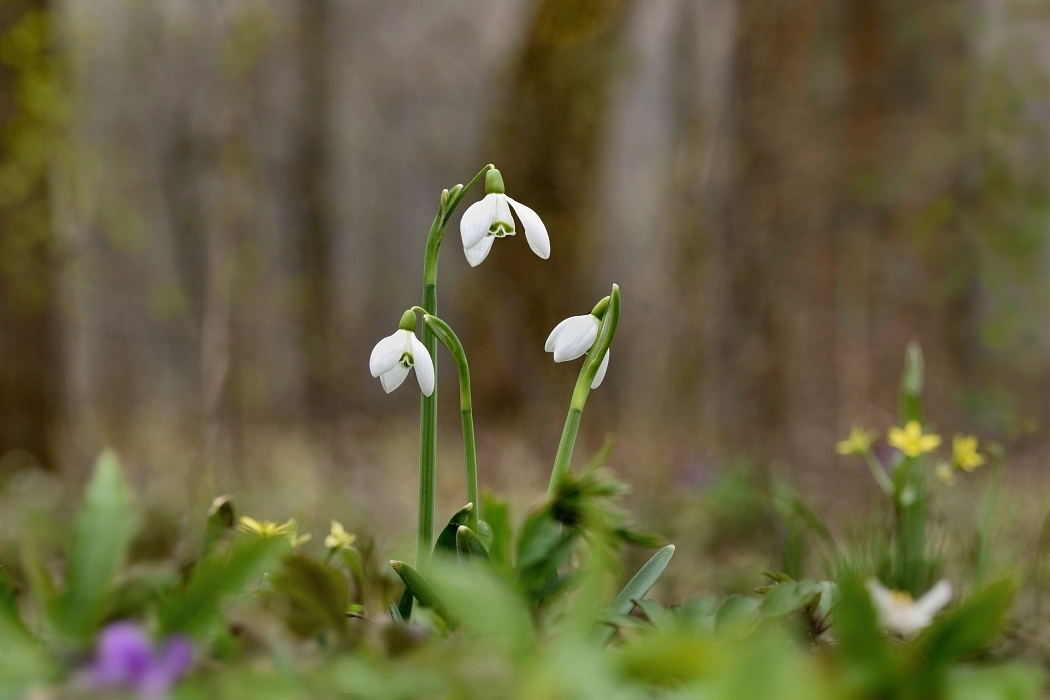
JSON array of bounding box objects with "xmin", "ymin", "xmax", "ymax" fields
[
  {"xmin": 548, "ymin": 284, "xmax": 621, "ymax": 494},
  {"xmin": 416, "ymin": 164, "xmax": 492, "ymax": 570},
  {"xmin": 863, "ymin": 452, "xmax": 894, "ymax": 496},
  {"xmin": 423, "ymin": 313, "xmax": 479, "ymax": 533}
]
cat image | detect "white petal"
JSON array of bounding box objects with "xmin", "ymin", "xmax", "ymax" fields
[
  {"xmin": 492, "ymin": 194, "xmax": 514, "ymax": 235},
  {"xmin": 590, "ymin": 350, "xmax": 610, "ymax": 389},
  {"xmin": 369, "ymin": 331, "xmax": 405, "ymax": 377},
  {"xmin": 914, "ymin": 580, "xmax": 952, "ymax": 618},
  {"xmin": 508, "ymin": 197, "xmax": 549, "ymax": 259},
  {"xmin": 460, "ymin": 195, "xmax": 496, "ymax": 250},
  {"xmin": 463, "ymin": 235, "xmax": 495, "ymax": 267},
  {"xmin": 410, "ymin": 334, "xmax": 435, "ymax": 396},
  {"xmin": 866, "ymin": 579, "xmax": 895, "ymax": 618},
  {"xmin": 544, "ymin": 317, "xmax": 574, "ymax": 352},
  {"xmin": 552, "ymin": 315, "xmax": 600, "ymax": 362},
  {"xmin": 379, "ymin": 364, "xmax": 410, "ymax": 393}
]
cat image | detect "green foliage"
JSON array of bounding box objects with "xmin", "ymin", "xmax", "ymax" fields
[
  {"xmin": 52, "ymin": 450, "xmax": 134, "ymax": 643},
  {"xmin": 159, "ymin": 535, "xmax": 286, "ymax": 637}
]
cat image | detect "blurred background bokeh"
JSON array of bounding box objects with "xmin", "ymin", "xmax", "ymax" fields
[{"xmin": 2, "ymin": 0, "xmax": 1050, "ymax": 590}]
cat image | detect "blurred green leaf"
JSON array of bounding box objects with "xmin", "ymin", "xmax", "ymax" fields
[
  {"xmin": 0, "ymin": 607, "xmax": 54, "ymax": 693},
  {"xmin": 756, "ymin": 580, "xmax": 822, "ymax": 622},
  {"xmin": 270, "ymin": 553, "xmax": 348, "ymax": 637},
  {"xmin": 428, "ymin": 560, "xmax": 533, "ymax": 657},
  {"xmin": 832, "ymin": 575, "xmax": 895, "ymax": 692},
  {"xmin": 53, "ymin": 450, "xmax": 134, "ymax": 641},
  {"xmin": 917, "ymin": 578, "xmax": 1015, "ymax": 666},
  {"xmin": 944, "ymin": 663, "xmax": 1042, "ymax": 700},
  {"xmin": 482, "ymin": 492, "xmax": 511, "ymax": 571},
  {"xmin": 159, "ymin": 535, "xmax": 286, "ymax": 636},
  {"xmin": 714, "ymin": 594, "xmax": 759, "ymax": 640}
]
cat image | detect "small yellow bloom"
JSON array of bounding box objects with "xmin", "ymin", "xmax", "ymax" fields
[
  {"xmin": 837, "ymin": 426, "xmax": 878, "ymax": 456},
  {"xmin": 935, "ymin": 462, "xmax": 956, "ymax": 485},
  {"xmin": 951, "ymin": 435, "xmax": 985, "ymax": 472},
  {"xmin": 239, "ymin": 516, "xmax": 309, "ymax": 546},
  {"xmin": 888, "ymin": 421, "xmax": 941, "ymax": 458},
  {"xmin": 239, "ymin": 516, "xmax": 293, "ymax": 538},
  {"xmin": 324, "ymin": 521, "xmax": 357, "ymax": 551}
]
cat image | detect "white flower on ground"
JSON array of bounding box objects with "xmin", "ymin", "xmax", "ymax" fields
[
  {"xmin": 369, "ymin": 313, "xmax": 435, "ymax": 396},
  {"xmin": 545, "ymin": 312, "xmax": 610, "ymax": 389},
  {"xmin": 867, "ymin": 579, "xmax": 952, "ymax": 636},
  {"xmin": 460, "ymin": 168, "xmax": 549, "ymax": 266}
]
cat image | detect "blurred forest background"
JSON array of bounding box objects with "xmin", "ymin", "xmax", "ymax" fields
[{"xmin": 2, "ymin": 0, "xmax": 1050, "ymax": 553}]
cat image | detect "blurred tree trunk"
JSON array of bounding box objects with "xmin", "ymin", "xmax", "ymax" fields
[
  {"xmin": 0, "ymin": 0, "xmax": 62, "ymax": 470},
  {"xmin": 466, "ymin": 0, "xmax": 633, "ymax": 418},
  {"xmin": 716, "ymin": 0, "xmax": 832, "ymax": 466},
  {"xmin": 296, "ymin": 0, "xmax": 336, "ymax": 424}
]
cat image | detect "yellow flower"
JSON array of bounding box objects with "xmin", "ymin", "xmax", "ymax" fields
[
  {"xmin": 951, "ymin": 435, "xmax": 985, "ymax": 472},
  {"xmin": 836, "ymin": 426, "xmax": 878, "ymax": 456},
  {"xmin": 888, "ymin": 421, "xmax": 941, "ymax": 458},
  {"xmin": 935, "ymin": 463, "xmax": 956, "ymax": 485},
  {"xmin": 324, "ymin": 521, "xmax": 357, "ymax": 551},
  {"xmin": 239, "ymin": 516, "xmax": 310, "ymax": 547}
]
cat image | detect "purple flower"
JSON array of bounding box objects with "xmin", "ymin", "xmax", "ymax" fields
[{"xmin": 89, "ymin": 622, "xmax": 193, "ymax": 699}]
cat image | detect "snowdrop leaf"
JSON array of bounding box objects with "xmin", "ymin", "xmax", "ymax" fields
[
  {"xmin": 596, "ymin": 544, "xmax": 675, "ymax": 647},
  {"xmin": 390, "ymin": 561, "xmax": 453, "ymax": 627},
  {"xmin": 455, "ymin": 526, "xmax": 489, "ymax": 565},
  {"xmin": 433, "ymin": 503, "xmax": 474, "ymax": 558}
]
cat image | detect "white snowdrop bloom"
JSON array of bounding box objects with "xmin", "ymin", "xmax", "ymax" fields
[
  {"xmin": 867, "ymin": 579, "xmax": 952, "ymax": 636},
  {"xmin": 545, "ymin": 312, "xmax": 610, "ymax": 389},
  {"xmin": 460, "ymin": 168, "xmax": 549, "ymax": 267},
  {"xmin": 369, "ymin": 314, "xmax": 434, "ymax": 396}
]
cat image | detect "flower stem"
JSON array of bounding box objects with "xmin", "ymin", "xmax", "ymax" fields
[
  {"xmin": 416, "ymin": 165, "xmax": 492, "ymax": 570},
  {"xmin": 548, "ymin": 285, "xmax": 620, "ymax": 494},
  {"xmin": 863, "ymin": 452, "xmax": 894, "ymax": 495},
  {"xmin": 423, "ymin": 313, "xmax": 479, "ymax": 533}
]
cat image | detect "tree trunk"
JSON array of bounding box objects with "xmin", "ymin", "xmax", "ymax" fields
[
  {"xmin": 296, "ymin": 0, "xmax": 336, "ymax": 424},
  {"xmin": 465, "ymin": 0, "xmax": 633, "ymax": 419},
  {"xmin": 0, "ymin": 0, "xmax": 62, "ymax": 471}
]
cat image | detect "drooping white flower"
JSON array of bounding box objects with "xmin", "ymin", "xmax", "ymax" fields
[
  {"xmin": 460, "ymin": 168, "xmax": 549, "ymax": 267},
  {"xmin": 545, "ymin": 311, "xmax": 610, "ymax": 389},
  {"xmin": 369, "ymin": 312, "xmax": 434, "ymax": 396},
  {"xmin": 867, "ymin": 579, "xmax": 952, "ymax": 636}
]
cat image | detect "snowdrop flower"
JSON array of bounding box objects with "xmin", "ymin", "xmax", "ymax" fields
[
  {"xmin": 460, "ymin": 168, "xmax": 549, "ymax": 266},
  {"xmin": 369, "ymin": 310, "xmax": 435, "ymax": 396},
  {"xmin": 867, "ymin": 579, "xmax": 952, "ymax": 636},
  {"xmin": 545, "ymin": 299, "xmax": 610, "ymax": 389}
]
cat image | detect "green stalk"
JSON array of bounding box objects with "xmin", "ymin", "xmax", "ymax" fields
[
  {"xmin": 422, "ymin": 313, "xmax": 479, "ymax": 533},
  {"xmin": 416, "ymin": 165, "xmax": 492, "ymax": 570},
  {"xmin": 895, "ymin": 342, "xmax": 927, "ymax": 594},
  {"xmin": 548, "ymin": 285, "xmax": 621, "ymax": 494}
]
